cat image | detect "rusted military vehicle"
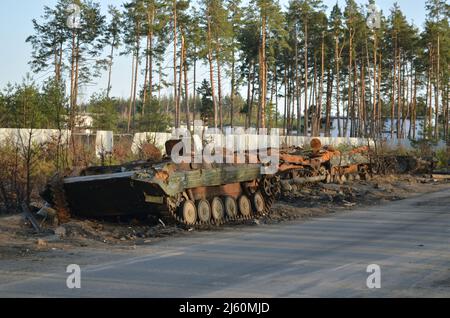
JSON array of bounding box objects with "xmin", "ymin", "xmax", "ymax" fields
[
  {"xmin": 41, "ymin": 136, "xmax": 437, "ymax": 227},
  {"xmin": 277, "ymin": 139, "xmax": 372, "ymax": 191},
  {"xmin": 43, "ymin": 137, "xmax": 415, "ymax": 226},
  {"xmin": 41, "ymin": 140, "xmax": 281, "ymax": 226}
]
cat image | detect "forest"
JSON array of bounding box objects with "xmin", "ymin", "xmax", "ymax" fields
[{"xmin": 0, "ymin": 0, "xmax": 449, "ymax": 142}]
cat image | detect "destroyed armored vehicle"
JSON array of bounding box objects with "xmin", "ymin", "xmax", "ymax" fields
[
  {"xmin": 277, "ymin": 139, "xmax": 372, "ymax": 191},
  {"xmin": 42, "ymin": 137, "xmax": 429, "ymax": 226},
  {"xmin": 41, "ymin": 140, "xmax": 281, "ymax": 226}
]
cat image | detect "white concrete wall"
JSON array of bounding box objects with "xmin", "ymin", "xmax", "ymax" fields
[
  {"xmin": 95, "ymin": 131, "xmax": 114, "ymax": 157},
  {"xmin": 1, "ymin": 128, "xmax": 446, "ymax": 156},
  {"xmin": 0, "ymin": 129, "xmax": 71, "ymax": 148}
]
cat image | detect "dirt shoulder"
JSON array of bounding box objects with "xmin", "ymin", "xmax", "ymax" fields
[
  {"xmin": 0, "ymin": 174, "xmax": 449, "ymax": 261},
  {"xmin": 267, "ymin": 174, "xmax": 450, "ymax": 224}
]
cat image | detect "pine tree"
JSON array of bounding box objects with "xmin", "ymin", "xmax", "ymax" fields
[{"xmin": 103, "ymin": 5, "xmax": 122, "ymax": 98}]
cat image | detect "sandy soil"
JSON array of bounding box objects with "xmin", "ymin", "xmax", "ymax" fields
[{"xmin": 0, "ymin": 174, "xmax": 449, "ymax": 261}]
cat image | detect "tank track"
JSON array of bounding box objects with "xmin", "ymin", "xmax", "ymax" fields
[
  {"xmin": 162, "ymin": 176, "xmax": 281, "ymax": 228},
  {"xmin": 45, "ymin": 176, "xmax": 281, "ymax": 228}
]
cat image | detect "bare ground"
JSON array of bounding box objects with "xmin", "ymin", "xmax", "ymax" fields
[{"xmin": 0, "ymin": 174, "xmax": 449, "ymax": 261}]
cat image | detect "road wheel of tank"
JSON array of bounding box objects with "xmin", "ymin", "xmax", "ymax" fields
[
  {"xmin": 197, "ymin": 200, "xmax": 212, "ymax": 224},
  {"xmin": 252, "ymin": 192, "xmax": 266, "ymax": 215},
  {"xmin": 224, "ymin": 197, "xmax": 238, "ymax": 219},
  {"xmin": 262, "ymin": 178, "xmax": 273, "ymax": 197},
  {"xmin": 326, "ymin": 174, "xmax": 333, "ymax": 184},
  {"xmin": 319, "ymin": 167, "xmax": 331, "ymax": 184},
  {"xmin": 331, "ymin": 174, "xmax": 338, "ymax": 184},
  {"xmin": 338, "ymin": 174, "xmax": 347, "ymax": 185},
  {"xmin": 181, "ymin": 200, "xmax": 197, "ymax": 225},
  {"xmin": 238, "ymin": 195, "xmax": 252, "ymax": 218},
  {"xmin": 211, "ymin": 197, "xmax": 225, "ymax": 225}
]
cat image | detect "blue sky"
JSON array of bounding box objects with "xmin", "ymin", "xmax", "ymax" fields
[{"xmin": 0, "ymin": 0, "xmax": 429, "ymax": 101}]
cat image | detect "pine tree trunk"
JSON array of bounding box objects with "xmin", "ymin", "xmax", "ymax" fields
[
  {"xmin": 128, "ymin": 55, "xmax": 135, "ymax": 133},
  {"xmin": 275, "ymin": 66, "xmax": 279, "ymax": 129},
  {"xmin": 372, "ymin": 32, "xmax": 377, "ymax": 138},
  {"xmin": 159, "ymin": 64, "xmax": 163, "ymax": 105},
  {"xmin": 143, "ymin": 37, "xmax": 150, "ymax": 111},
  {"xmin": 287, "ymin": 65, "xmax": 291, "ymax": 134},
  {"xmin": 378, "ymin": 52, "xmax": 382, "ymax": 137},
  {"xmin": 259, "ymin": 14, "xmax": 267, "ymax": 130},
  {"xmin": 312, "ymin": 53, "xmax": 317, "ymax": 136},
  {"xmin": 304, "ymin": 23, "xmax": 309, "ymax": 136},
  {"xmin": 435, "ymin": 35, "xmax": 440, "ymax": 140},
  {"xmin": 445, "ymin": 84, "xmax": 449, "ymax": 144},
  {"xmin": 177, "ymin": 35, "xmax": 184, "ymax": 129},
  {"xmin": 183, "ymin": 36, "xmax": 190, "ymax": 132},
  {"xmin": 317, "ymin": 33, "xmax": 325, "ymax": 137},
  {"xmin": 74, "ymin": 36, "xmax": 80, "ymax": 112},
  {"xmin": 69, "ymin": 30, "xmax": 76, "ymax": 114},
  {"xmin": 207, "ymin": 13, "xmax": 217, "ymax": 129},
  {"xmin": 345, "ymin": 30, "xmax": 354, "ymax": 138},
  {"xmin": 294, "ymin": 28, "xmax": 300, "ymax": 136},
  {"xmin": 216, "ymin": 50, "xmax": 223, "ymax": 131},
  {"xmin": 360, "ymin": 63, "xmax": 366, "ymax": 137},
  {"xmin": 107, "ymin": 43, "xmax": 115, "ymax": 99},
  {"xmin": 246, "ymin": 63, "xmax": 252, "ymax": 130},
  {"xmin": 397, "ymin": 50, "xmax": 402, "ymax": 139},
  {"xmin": 425, "ymin": 64, "xmax": 431, "ymax": 137},
  {"xmin": 230, "ymin": 35, "xmax": 236, "ymax": 129},
  {"xmin": 391, "ymin": 34, "xmax": 397, "ymax": 138},
  {"xmin": 336, "ymin": 36, "xmax": 341, "ymax": 137},
  {"xmin": 412, "ymin": 70, "xmax": 417, "ymax": 140},
  {"xmin": 249, "ymin": 64, "xmax": 256, "ymax": 128},
  {"xmin": 325, "ymin": 69, "xmax": 333, "ymax": 137},
  {"xmin": 193, "ymin": 56, "xmax": 197, "ymax": 127},
  {"xmin": 351, "ymin": 59, "xmax": 357, "ymax": 137},
  {"xmin": 131, "ymin": 23, "xmax": 140, "ymax": 132},
  {"xmin": 173, "ymin": 0, "xmax": 178, "ymax": 128},
  {"xmin": 283, "ymin": 65, "xmax": 287, "ymax": 135}
]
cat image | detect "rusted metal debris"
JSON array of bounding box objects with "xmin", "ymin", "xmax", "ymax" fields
[{"xmin": 40, "ymin": 138, "xmax": 433, "ymax": 227}]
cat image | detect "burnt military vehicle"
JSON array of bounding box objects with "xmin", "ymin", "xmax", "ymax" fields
[{"xmin": 41, "ymin": 140, "xmax": 281, "ymax": 226}]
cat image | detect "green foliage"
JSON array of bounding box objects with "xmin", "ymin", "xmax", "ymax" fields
[
  {"xmin": 103, "ymin": 5, "xmax": 122, "ymax": 51},
  {"xmin": 89, "ymin": 93, "xmax": 119, "ymax": 131},
  {"xmin": 138, "ymin": 98, "xmax": 171, "ymax": 132},
  {"xmin": 197, "ymin": 79, "xmax": 214, "ymax": 124},
  {"xmin": 0, "ymin": 92, "xmax": 6, "ymax": 127},
  {"xmin": 0, "ymin": 76, "xmax": 68, "ymax": 129},
  {"xmin": 40, "ymin": 78, "xmax": 68, "ymax": 129},
  {"xmin": 435, "ymin": 147, "xmax": 449, "ymax": 168},
  {"xmin": 27, "ymin": 0, "xmax": 107, "ymax": 85},
  {"xmin": 0, "ymin": 0, "xmax": 446, "ymax": 139}
]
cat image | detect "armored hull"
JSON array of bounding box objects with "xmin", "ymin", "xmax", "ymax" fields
[{"xmin": 42, "ymin": 160, "xmax": 280, "ymax": 226}]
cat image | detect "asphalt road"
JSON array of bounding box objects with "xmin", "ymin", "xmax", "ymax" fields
[{"xmin": 0, "ymin": 188, "xmax": 449, "ymax": 298}]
